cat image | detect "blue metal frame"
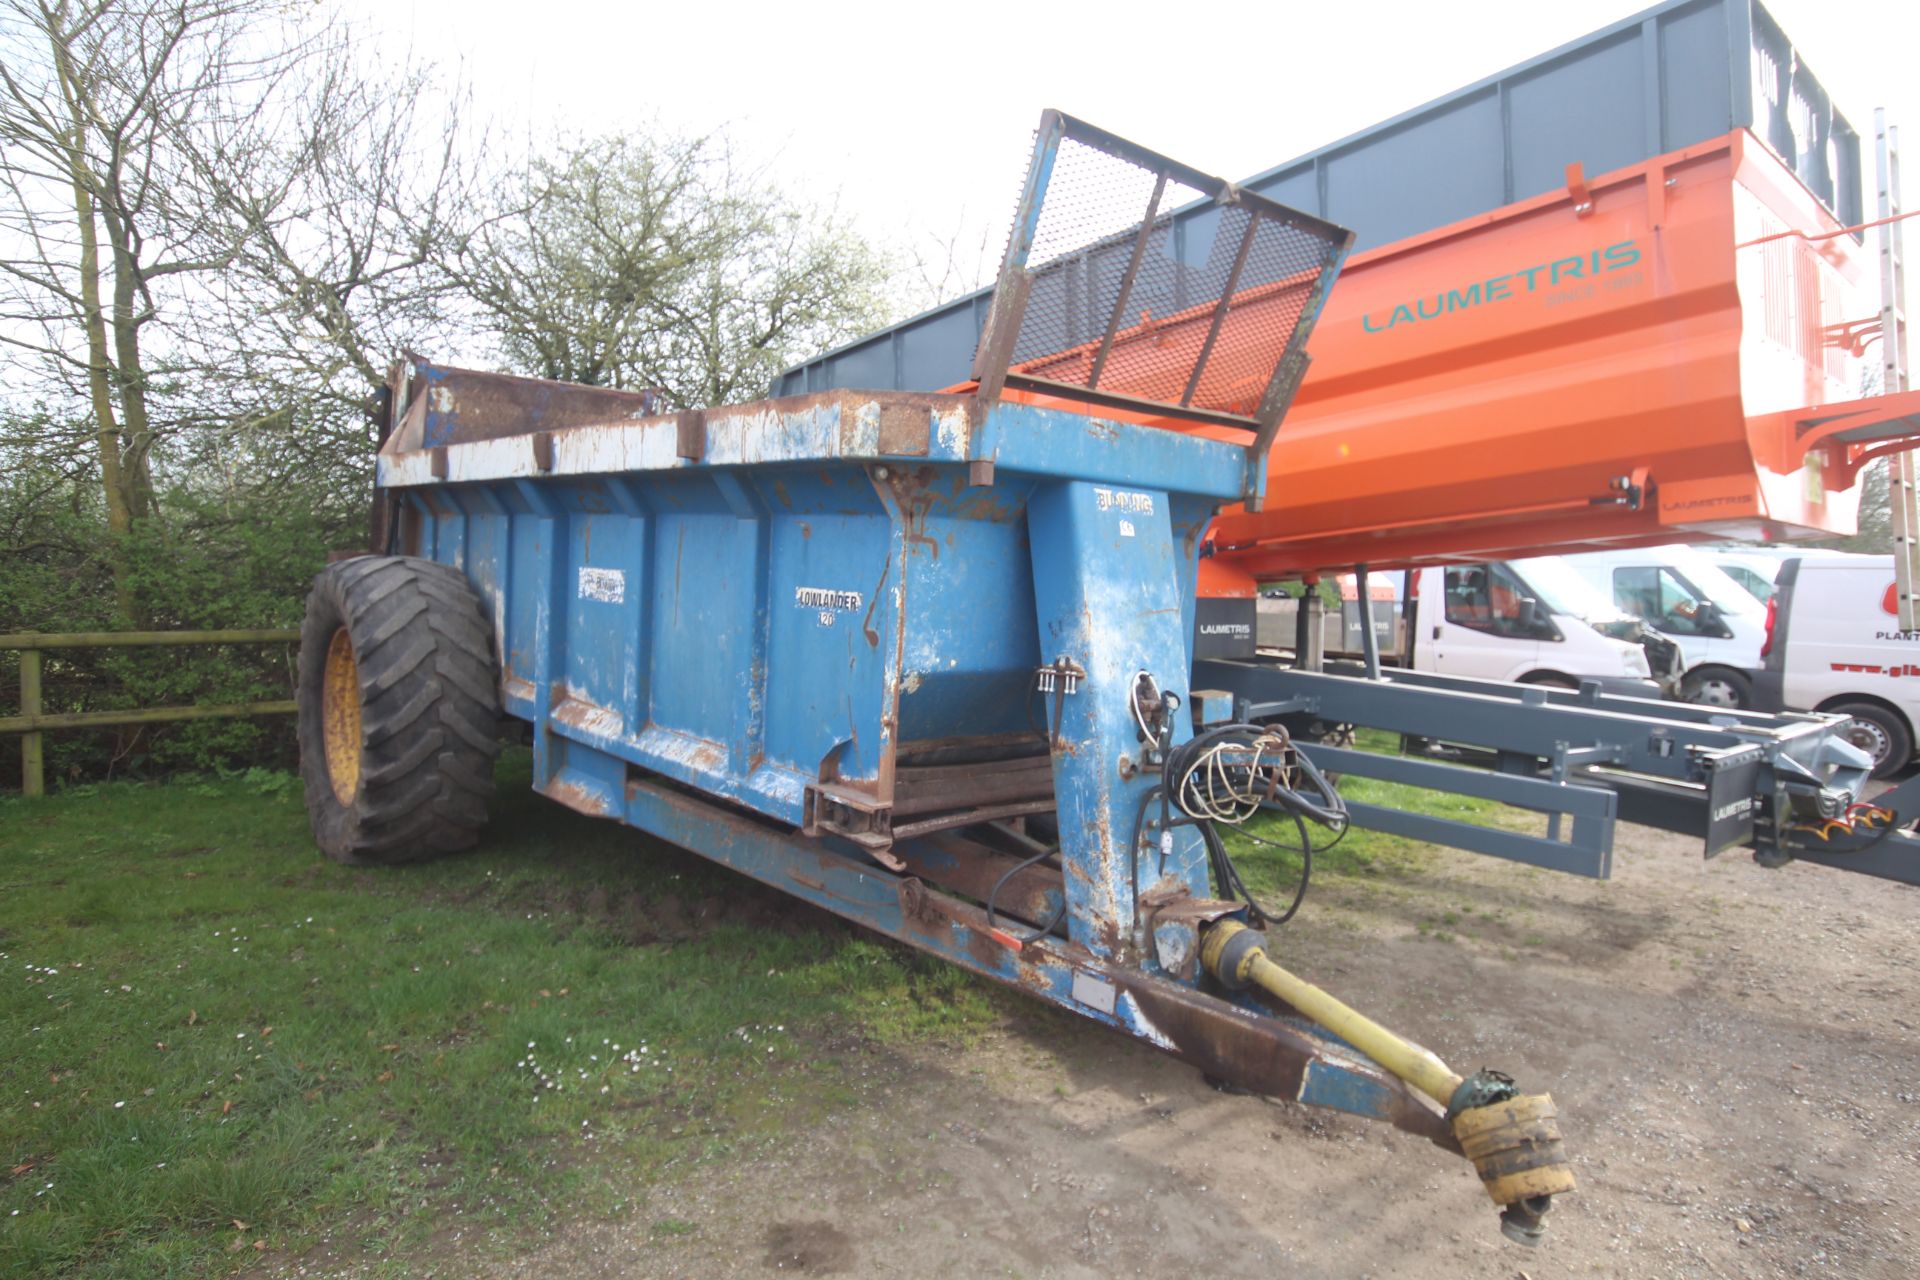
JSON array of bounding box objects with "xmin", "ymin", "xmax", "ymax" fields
[
  {"xmin": 388, "ymin": 390, "xmax": 1247, "ymax": 849},
  {"xmin": 385, "ymin": 374, "xmax": 1256, "ymax": 945},
  {"xmin": 372, "ymin": 364, "xmax": 1468, "ymax": 1147},
  {"xmin": 620, "ymin": 773, "xmax": 1453, "ymax": 1145}
]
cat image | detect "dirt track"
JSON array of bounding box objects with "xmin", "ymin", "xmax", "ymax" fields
[{"xmin": 469, "ymin": 823, "xmax": 1920, "ymax": 1279}]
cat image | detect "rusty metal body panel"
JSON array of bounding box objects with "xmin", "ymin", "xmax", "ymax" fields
[
  {"xmin": 353, "ymin": 107, "xmax": 1605, "ymax": 1230},
  {"xmin": 380, "ymin": 368, "xmax": 1241, "ymax": 937},
  {"xmin": 367, "ymin": 359, "xmax": 1486, "ymax": 1150},
  {"xmin": 619, "ymin": 774, "xmax": 1454, "ymax": 1148}
]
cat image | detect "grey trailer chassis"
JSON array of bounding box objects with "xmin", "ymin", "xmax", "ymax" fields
[{"xmin": 1194, "ymin": 658, "xmax": 1920, "ymax": 888}]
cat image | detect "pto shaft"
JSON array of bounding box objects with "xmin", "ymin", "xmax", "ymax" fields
[
  {"xmin": 1201, "ymin": 921, "xmax": 1575, "ymax": 1244},
  {"xmin": 1202, "ymin": 921, "xmax": 1463, "ymax": 1105}
]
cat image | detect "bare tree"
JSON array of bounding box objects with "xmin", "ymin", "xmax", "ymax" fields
[
  {"xmin": 1, "ymin": 1, "xmax": 474, "ymax": 614},
  {"xmin": 460, "ymin": 130, "xmax": 894, "ymax": 408},
  {"xmin": 0, "ymin": 0, "xmax": 263, "ymax": 617},
  {"xmin": 640, "ymin": 187, "xmax": 895, "ymax": 408},
  {"xmin": 904, "ymin": 209, "xmax": 997, "ymax": 313},
  {"xmin": 174, "ymin": 32, "xmax": 477, "ymax": 519},
  {"xmin": 453, "ymin": 132, "xmax": 715, "ymax": 391},
  {"xmin": 188, "ymin": 35, "xmax": 474, "ymax": 405}
]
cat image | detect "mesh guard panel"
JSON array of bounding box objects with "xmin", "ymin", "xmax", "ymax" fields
[{"xmin": 973, "ymin": 111, "xmax": 1352, "ymax": 495}]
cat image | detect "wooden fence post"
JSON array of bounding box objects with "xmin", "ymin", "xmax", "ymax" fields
[{"xmin": 19, "ymin": 645, "xmax": 43, "ymax": 797}]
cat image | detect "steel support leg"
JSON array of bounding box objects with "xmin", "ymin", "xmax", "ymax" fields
[{"xmin": 1356, "ymin": 563, "xmax": 1382, "ymax": 680}]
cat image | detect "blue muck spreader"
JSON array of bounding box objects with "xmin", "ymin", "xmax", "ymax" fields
[{"xmin": 297, "ymin": 114, "xmax": 1904, "ymax": 1244}]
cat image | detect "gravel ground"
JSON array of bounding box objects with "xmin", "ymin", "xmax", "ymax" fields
[{"xmin": 281, "ymin": 821, "xmax": 1920, "ymax": 1279}]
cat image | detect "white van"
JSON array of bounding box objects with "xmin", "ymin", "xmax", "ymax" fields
[
  {"xmin": 1703, "ymin": 546, "xmax": 1854, "ymax": 605},
  {"xmin": 1753, "ymin": 555, "xmax": 1920, "ymax": 777},
  {"xmin": 1407, "ymin": 559, "xmax": 1666, "ymax": 695},
  {"xmin": 1238, "ymin": 558, "xmax": 1667, "ymax": 695},
  {"xmin": 1708, "ymin": 550, "xmax": 1783, "ymax": 603},
  {"xmin": 1558, "ymin": 546, "xmax": 1769, "ymax": 708}
]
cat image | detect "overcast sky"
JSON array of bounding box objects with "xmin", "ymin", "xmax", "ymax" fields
[{"xmin": 352, "ymin": 0, "xmax": 1918, "ymax": 302}]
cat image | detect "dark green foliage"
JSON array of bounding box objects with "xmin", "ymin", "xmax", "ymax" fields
[
  {"xmin": 0, "ymin": 459, "xmax": 363, "ymax": 787},
  {"xmin": 0, "ymin": 3, "xmax": 896, "ymax": 796}
]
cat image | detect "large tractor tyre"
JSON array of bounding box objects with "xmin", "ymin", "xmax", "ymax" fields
[{"xmin": 296, "ymin": 556, "xmax": 501, "ymax": 865}]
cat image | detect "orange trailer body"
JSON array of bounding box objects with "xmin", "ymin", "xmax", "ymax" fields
[{"xmin": 993, "ymin": 129, "xmax": 1919, "ymax": 580}]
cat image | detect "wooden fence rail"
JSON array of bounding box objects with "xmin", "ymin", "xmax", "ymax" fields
[{"xmin": 1, "ymin": 629, "xmax": 301, "ymax": 797}]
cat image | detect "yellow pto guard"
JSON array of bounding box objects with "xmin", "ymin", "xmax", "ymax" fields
[{"xmin": 1202, "ymin": 920, "xmax": 1574, "ymax": 1243}]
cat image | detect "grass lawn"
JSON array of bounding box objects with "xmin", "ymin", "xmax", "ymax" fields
[
  {"xmin": 1, "ymin": 738, "xmax": 1506, "ymax": 1277},
  {"xmin": 0, "ymin": 752, "xmax": 998, "ymax": 1278}
]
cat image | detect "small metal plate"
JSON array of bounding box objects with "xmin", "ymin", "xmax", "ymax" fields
[{"xmin": 1071, "ymin": 970, "xmax": 1117, "ymax": 1015}]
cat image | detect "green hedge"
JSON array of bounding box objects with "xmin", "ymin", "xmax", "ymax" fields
[{"xmin": 2, "ymin": 470, "xmax": 363, "ymax": 788}]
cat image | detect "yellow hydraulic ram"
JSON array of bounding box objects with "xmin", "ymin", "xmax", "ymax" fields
[{"xmin": 1201, "ymin": 921, "xmax": 1574, "ymax": 1244}]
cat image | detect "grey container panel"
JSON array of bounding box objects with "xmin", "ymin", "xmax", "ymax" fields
[
  {"xmin": 1660, "ymin": 1, "xmax": 1739, "ymax": 154},
  {"xmin": 1317, "ymin": 94, "xmax": 1508, "ymax": 249},
  {"xmin": 901, "ymin": 298, "xmax": 991, "ymax": 390},
  {"xmin": 778, "ymin": 0, "xmax": 1860, "ymax": 400},
  {"xmin": 1506, "ymin": 31, "xmax": 1650, "ymax": 198},
  {"xmin": 1247, "ymin": 169, "xmax": 1317, "ymax": 221}
]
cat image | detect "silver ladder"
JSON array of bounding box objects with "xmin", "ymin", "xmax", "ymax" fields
[{"xmin": 1878, "ymin": 110, "xmax": 1917, "ymax": 630}]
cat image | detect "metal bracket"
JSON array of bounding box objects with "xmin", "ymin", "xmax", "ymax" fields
[
  {"xmin": 801, "ymin": 782, "xmax": 902, "ymax": 868},
  {"xmin": 1035, "ymin": 657, "xmax": 1085, "ymax": 696},
  {"xmin": 676, "ymin": 409, "xmax": 706, "ymax": 462},
  {"xmin": 1564, "ymin": 161, "xmax": 1594, "ymax": 215},
  {"xmin": 1200, "ymin": 658, "xmax": 1888, "ymax": 877}
]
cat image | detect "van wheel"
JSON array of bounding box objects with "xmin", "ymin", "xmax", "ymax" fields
[
  {"xmin": 1681, "ymin": 667, "xmax": 1750, "ymax": 709},
  {"xmin": 296, "ymin": 556, "xmax": 502, "ymax": 865},
  {"xmin": 1827, "ymin": 702, "xmax": 1912, "ymax": 780}
]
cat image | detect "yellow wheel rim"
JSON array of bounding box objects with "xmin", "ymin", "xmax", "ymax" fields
[{"xmin": 321, "ymin": 627, "xmax": 363, "ymax": 805}]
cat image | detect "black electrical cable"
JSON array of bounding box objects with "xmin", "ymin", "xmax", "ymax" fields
[
  {"xmin": 1308, "ymin": 812, "xmax": 1352, "ymax": 855},
  {"xmin": 1274, "ymin": 738, "xmax": 1348, "ymax": 831},
  {"xmin": 1156, "ymin": 721, "xmax": 1348, "ymax": 928},
  {"xmin": 1023, "ymin": 682, "xmax": 1052, "ymax": 747},
  {"xmin": 1217, "ymin": 816, "xmax": 1313, "ymax": 926},
  {"xmin": 1165, "ymin": 722, "xmax": 1349, "ymax": 829},
  {"xmin": 1023, "ymin": 686, "xmax": 1045, "ymax": 745},
  {"xmin": 985, "ymin": 843, "xmax": 1067, "ymax": 944},
  {"xmin": 1128, "ymin": 783, "xmax": 1320, "ymax": 929},
  {"xmin": 1022, "ymin": 673, "xmax": 1077, "ymax": 751}
]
